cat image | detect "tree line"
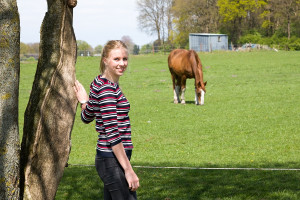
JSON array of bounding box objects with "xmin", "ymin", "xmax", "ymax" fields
[
  {"xmin": 20, "ymin": 41, "xmax": 102, "ymax": 58},
  {"xmin": 21, "ymin": 36, "xmax": 141, "ymax": 58},
  {"xmin": 137, "ymin": 0, "xmax": 300, "ymax": 50}
]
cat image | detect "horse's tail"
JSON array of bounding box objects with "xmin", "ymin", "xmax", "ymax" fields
[{"xmin": 190, "ymin": 50, "xmax": 206, "ymax": 91}]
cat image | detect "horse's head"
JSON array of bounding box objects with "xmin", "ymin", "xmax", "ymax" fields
[{"xmin": 195, "ymin": 81, "xmax": 207, "ymax": 105}]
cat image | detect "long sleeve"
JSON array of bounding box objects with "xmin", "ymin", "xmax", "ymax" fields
[{"xmin": 81, "ymin": 84, "xmax": 96, "ymax": 123}]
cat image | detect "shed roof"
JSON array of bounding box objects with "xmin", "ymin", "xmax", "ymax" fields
[{"xmin": 189, "ymin": 33, "xmax": 227, "ymax": 36}]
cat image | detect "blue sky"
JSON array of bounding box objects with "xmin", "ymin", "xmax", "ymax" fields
[{"xmin": 18, "ymin": 0, "xmax": 156, "ymax": 47}]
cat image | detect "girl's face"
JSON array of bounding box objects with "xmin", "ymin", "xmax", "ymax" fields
[{"xmin": 104, "ymin": 47, "xmax": 128, "ymax": 80}]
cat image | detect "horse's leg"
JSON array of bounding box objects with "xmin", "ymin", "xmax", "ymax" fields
[
  {"xmin": 172, "ymin": 74, "xmax": 180, "ymax": 104},
  {"xmin": 174, "ymin": 76, "xmax": 181, "ymax": 104},
  {"xmin": 174, "ymin": 86, "xmax": 180, "ymax": 104},
  {"xmin": 194, "ymin": 88, "xmax": 199, "ymax": 105},
  {"xmin": 180, "ymin": 77, "xmax": 186, "ymax": 104}
]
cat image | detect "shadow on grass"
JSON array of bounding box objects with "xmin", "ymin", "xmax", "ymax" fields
[
  {"xmin": 56, "ymin": 163, "xmax": 300, "ymax": 200},
  {"xmin": 168, "ymin": 101, "xmax": 197, "ymax": 105}
]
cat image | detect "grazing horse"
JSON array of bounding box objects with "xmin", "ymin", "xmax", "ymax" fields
[{"xmin": 168, "ymin": 49, "xmax": 207, "ymax": 105}]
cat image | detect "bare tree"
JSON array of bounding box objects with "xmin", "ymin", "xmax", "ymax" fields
[
  {"xmin": 20, "ymin": 0, "xmax": 78, "ymax": 199},
  {"xmin": 0, "ymin": 0, "xmax": 20, "ymax": 199},
  {"xmin": 137, "ymin": 0, "xmax": 173, "ymax": 45},
  {"xmin": 121, "ymin": 35, "xmax": 134, "ymax": 54}
]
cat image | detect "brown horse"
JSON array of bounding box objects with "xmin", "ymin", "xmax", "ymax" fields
[{"xmin": 168, "ymin": 49, "xmax": 207, "ymax": 105}]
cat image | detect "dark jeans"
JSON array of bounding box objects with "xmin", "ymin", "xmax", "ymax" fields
[{"xmin": 95, "ymin": 156, "xmax": 137, "ymax": 200}]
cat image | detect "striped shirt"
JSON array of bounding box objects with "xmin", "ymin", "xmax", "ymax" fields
[{"xmin": 81, "ymin": 75, "xmax": 133, "ymax": 157}]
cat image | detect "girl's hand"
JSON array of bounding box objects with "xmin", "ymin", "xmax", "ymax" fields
[
  {"xmin": 73, "ymin": 80, "xmax": 89, "ymax": 103},
  {"xmin": 125, "ymin": 169, "xmax": 140, "ymax": 191}
]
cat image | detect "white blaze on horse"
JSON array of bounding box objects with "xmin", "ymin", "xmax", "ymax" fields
[{"xmin": 168, "ymin": 49, "xmax": 207, "ymax": 105}]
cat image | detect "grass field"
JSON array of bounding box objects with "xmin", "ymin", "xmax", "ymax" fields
[{"xmin": 19, "ymin": 51, "xmax": 300, "ymax": 199}]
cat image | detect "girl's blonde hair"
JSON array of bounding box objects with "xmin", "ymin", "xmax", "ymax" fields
[{"xmin": 100, "ymin": 40, "xmax": 128, "ymax": 74}]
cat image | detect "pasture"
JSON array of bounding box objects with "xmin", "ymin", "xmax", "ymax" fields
[{"xmin": 19, "ymin": 51, "xmax": 300, "ymax": 199}]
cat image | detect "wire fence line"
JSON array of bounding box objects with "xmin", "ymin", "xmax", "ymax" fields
[{"xmin": 68, "ymin": 164, "xmax": 300, "ymax": 171}]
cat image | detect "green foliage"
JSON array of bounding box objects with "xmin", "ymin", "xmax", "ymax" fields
[
  {"xmin": 218, "ymin": 0, "xmax": 266, "ymax": 22},
  {"xmin": 26, "ymin": 57, "xmax": 36, "ymax": 62},
  {"xmin": 133, "ymin": 45, "xmax": 140, "ymax": 55},
  {"xmin": 238, "ymin": 33, "xmax": 263, "ymax": 44},
  {"xmin": 140, "ymin": 43, "xmax": 153, "ymax": 54},
  {"xmin": 277, "ymin": 36, "xmax": 300, "ymax": 51},
  {"xmin": 171, "ymin": 0, "xmax": 218, "ymax": 48},
  {"xmin": 238, "ymin": 33, "xmax": 300, "ymax": 50},
  {"xmin": 93, "ymin": 45, "xmax": 103, "ymax": 54},
  {"xmin": 288, "ymin": 36, "xmax": 300, "ymax": 50},
  {"xmin": 20, "ymin": 42, "xmax": 29, "ymax": 55},
  {"xmin": 20, "ymin": 42, "xmax": 39, "ymax": 54},
  {"xmin": 77, "ymin": 40, "xmax": 93, "ymax": 56}
]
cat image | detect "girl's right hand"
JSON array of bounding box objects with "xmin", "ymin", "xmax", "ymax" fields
[
  {"xmin": 73, "ymin": 80, "xmax": 89, "ymax": 103},
  {"xmin": 125, "ymin": 169, "xmax": 139, "ymax": 191}
]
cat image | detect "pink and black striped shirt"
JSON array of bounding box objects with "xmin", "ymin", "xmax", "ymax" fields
[{"xmin": 81, "ymin": 75, "xmax": 133, "ymax": 157}]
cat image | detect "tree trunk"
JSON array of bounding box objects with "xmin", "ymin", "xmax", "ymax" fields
[
  {"xmin": 20, "ymin": 0, "xmax": 78, "ymax": 199},
  {"xmin": 0, "ymin": 0, "xmax": 20, "ymax": 199},
  {"xmin": 287, "ymin": 14, "xmax": 291, "ymax": 40}
]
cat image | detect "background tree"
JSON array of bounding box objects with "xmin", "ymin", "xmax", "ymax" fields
[
  {"xmin": 20, "ymin": 42, "xmax": 40, "ymax": 60},
  {"xmin": 171, "ymin": 0, "xmax": 219, "ymax": 47},
  {"xmin": 262, "ymin": 0, "xmax": 300, "ymax": 39},
  {"xmin": 94, "ymin": 44, "xmax": 103, "ymax": 55},
  {"xmin": 137, "ymin": 0, "xmax": 173, "ymax": 46},
  {"xmin": 217, "ymin": 0, "xmax": 266, "ymax": 44},
  {"xmin": 21, "ymin": 42, "xmax": 29, "ymax": 55},
  {"xmin": 140, "ymin": 43, "xmax": 153, "ymax": 54},
  {"xmin": 77, "ymin": 40, "xmax": 93, "ymax": 56},
  {"xmin": 121, "ymin": 35, "xmax": 135, "ymax": 54},
  {"xmin": 0, "ymin": 0, "xmax": 20, "ymax": 199},
  {"xmin": 133, "ymin": 44, "xmax": 140, "ymax": 55},
  {"xmin": 27, "ymin": 43, "xmax": 40, "ymax": 54}
]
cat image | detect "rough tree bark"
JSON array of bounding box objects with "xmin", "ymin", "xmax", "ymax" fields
[
  {"xmin": 20, "ymin": 0, "xmax": 78, "ymax": 199},
  {"xmin": 0, "ymin": 0, "xmax": 20, "ymax": 199}
]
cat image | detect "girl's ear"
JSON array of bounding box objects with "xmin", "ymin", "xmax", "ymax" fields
[{"xmin": 103, "ymin": 58, "xmax": 108, "ymax": 66}]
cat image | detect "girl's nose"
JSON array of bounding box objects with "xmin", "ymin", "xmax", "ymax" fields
[{"xmin": 119, "ymin": 59, "xmax": 127, "ymax": 66}]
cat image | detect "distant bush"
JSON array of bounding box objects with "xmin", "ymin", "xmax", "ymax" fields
[
  {"xmin": 238, "ymin": 34, "xmax": 300, "ymax": 51},
  {"xmin": 238, "ymin": 33, "xmax": 262, "ymax": 44},
  {"xmin": 26, "ymin": 57, "xmax": 36, "ymax": 61}
]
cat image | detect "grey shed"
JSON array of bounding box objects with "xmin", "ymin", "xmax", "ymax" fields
[{"xmin": 189, "ymin": 33, "xmax": 228, "ymax": 52}]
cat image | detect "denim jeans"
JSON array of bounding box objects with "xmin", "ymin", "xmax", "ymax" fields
[{"xmin": 95, "ymin": 156, "xmax": 137, "ymax": 200}]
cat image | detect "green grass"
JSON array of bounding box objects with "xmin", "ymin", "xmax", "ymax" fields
[
  {"xmin": 56, "ymin": 165, "xmax": 300, "ymax": 200},
  {"xmin": 19, "ymin": 51, "xmax": 300, "ymax": 199}
]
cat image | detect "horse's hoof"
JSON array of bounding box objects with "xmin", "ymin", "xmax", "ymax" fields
[
  {"xmin": 181, "ymin": 100, "xmax": 186, "ymax": 104},
  {"xmin": 174, "ymin": 100, "xmax": 179, "ymax": 104}
]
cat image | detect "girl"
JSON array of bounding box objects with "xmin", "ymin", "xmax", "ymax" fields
[{"xmin": 73, "ymin": 40, "xmax": 139, "ymax": 200}]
